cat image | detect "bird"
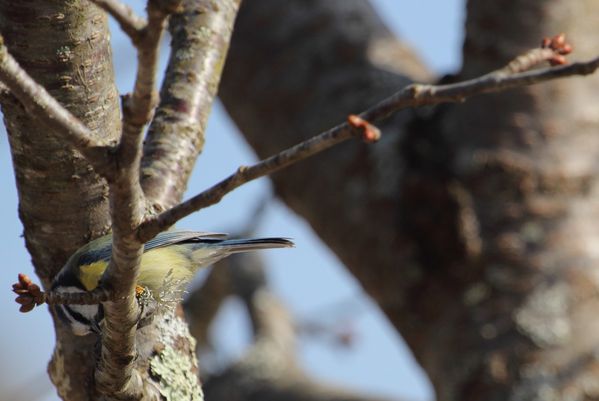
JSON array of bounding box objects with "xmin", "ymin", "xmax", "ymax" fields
[{"xmin": 51, "ymin": 230, "xmax": 293, "ymax": 336}]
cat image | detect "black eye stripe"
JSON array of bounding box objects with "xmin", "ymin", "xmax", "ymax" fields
[
  {"xmin": 62, "ymin": 305, "xmax": 93, "ymax": 326},
  {"xmin": 54, "ymin": 304, "xmax": 104, "ymax": 335}
]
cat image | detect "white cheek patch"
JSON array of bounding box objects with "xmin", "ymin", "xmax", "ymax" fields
[
  {"xmin": 68, "ymin": 314, "xmax": 94, "ymax": 336},
  {"xmin": 55, "ymin": 286, "xmax": 100, "ymax": 336},
  {"xmin": 68, "ymin": 303, "xmax": 101, "ymax": 319}
]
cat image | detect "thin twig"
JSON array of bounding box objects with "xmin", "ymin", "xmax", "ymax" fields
[
  {"xmin": 138, "ymin": 53, "xmax": 599, "ymax": 242},
  {"xmin": 13, "ymin": 273, "xmax": 111, "ymax": 308},
  {"xmin": 45, "ymin": 288, "xmax": 111, "ymax": 305},
  {"xmin": 496, "ymin": 48, "xmax": 561, "ymax": 76},
  {"xmin": 0, "ymin": 36, "xmax": 114, "ymax": 176},
  {"xmin": 494, "ymin": 34, "xmax": 573, "ymax": 76},
  {"xmin": 361, "ymin": 57, "xmax": 599, "ymax": 122},
  {"xmin": 91, "ymin": 0, "xmax": 146, "ymax": 43}
]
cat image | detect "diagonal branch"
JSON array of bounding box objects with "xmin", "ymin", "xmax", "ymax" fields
[
  {"xmin": 202, "ymin": 255, "xmax": 396, "ymax": 401},
  {"xmin": 0, "ymin": 36, "xmax": 114, "ymax": 176},
  {"xmin": 138, "ymin": 51, "xmax": 599, "ymax": 242},
  {"xmin": 140, "ymin": 0, "xmax": 242, "ymax": 211},
  {"xmin": 91, "ymin": 0, "xmax": 147, "ymax": 42}
]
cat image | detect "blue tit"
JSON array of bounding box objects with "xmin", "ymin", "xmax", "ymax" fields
[{"xmin": 51, "ymin": 230, "xmax": 293, "ymax": 336}]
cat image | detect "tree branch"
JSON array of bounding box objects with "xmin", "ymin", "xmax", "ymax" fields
[
  {"xmin": 91, "ymin": 0, "xmax": 147, "ymax": 42},
  {"xmin": 119, "ymin": 0, "xmax": 182, "ymax": 167},
  {"xmin": 184, "ymin": 261, "xmax": 232, "ymax": 347},
  {"xmin": 93, "ymin": 1, "xmax": 181, "ymax": 398},
  {"xmin": 0, "ymin": 36, "xmax": 114, "ymax": 176},
  {"xmin": 13, "ymin": 273, "xmax": 111, "ymax": 311},
  {"xmin": 139, "ymin": 50, "xmax": 599, "ymax": 241},
  {"xmin": 201, "ymin": 258, "xmax": 395, "ymax": 401},
  {"xmin": 140, "ymin": 0, "xmax": 242, "ymax": 211}
]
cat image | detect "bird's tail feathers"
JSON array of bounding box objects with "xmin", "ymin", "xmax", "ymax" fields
[
  {"xmin": 216, "ymin": 237, "xmax": 294, "ymax": 253},
  {"xmin": 189, "ymin": 237, "xmax": 294, "ymax": 269}
]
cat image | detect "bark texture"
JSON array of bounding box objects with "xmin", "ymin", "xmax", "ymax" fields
[
  {"xmin": 0, "ymin": 1, "xmax": 120, "ymax": 399},
  {"xmin": 0, "ymin": 0, "xmax": 119, "ymax": 286},
  {"xmin": 221, "ymin": 0, "xmax": 427, "ymax": 327},
  {"xmin": 220, "ymin": 0, "xmax": 599, "ymax": 400},
  {"xmin": 0, "ymin": 0, "xmax": 235, "ymax": 399},
  {"xmin": 433, "ymin": 1, "xmax": 599, "ymax": 399},
  {"xmin": 141, "ymin": 0, "xmax": 241, "ymax": 211}
]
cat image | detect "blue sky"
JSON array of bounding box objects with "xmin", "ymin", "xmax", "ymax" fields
[{"xmin": 0, "ymin": 1, "xmax": 464, "ymax": 400}]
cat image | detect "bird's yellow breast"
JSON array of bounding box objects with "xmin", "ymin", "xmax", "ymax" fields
[
  {"xmin": 137, "ymin": 246, "xmax": 193, "ymax": 299},
  {"xmin": 79, "ymin": 261, "xmax": 108, "ymax": 291},
  {"xmin": 77, "ymin": 246, "xmax": 193, "ymax": 297}
]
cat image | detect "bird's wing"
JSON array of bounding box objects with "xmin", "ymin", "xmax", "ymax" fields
[
  {"xmin": 143, "ymin": 230, "xmax": 228, "ymax": 252},
  {"xmin": 75, "ymin": 230, "xmax": 227, "ymax": 265}
]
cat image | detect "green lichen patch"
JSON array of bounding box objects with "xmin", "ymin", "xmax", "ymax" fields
[{"xmin": 150, "ymin": 346, "xmax": 203, "ymax": 401}]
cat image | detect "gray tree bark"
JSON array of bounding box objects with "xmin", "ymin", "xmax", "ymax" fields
[
  {"xmin": 219, "ymin": 0, "xmax": 599, "ymax": 400},
  {"xmin": 0, "ymin": 2, "xmax": 119, "ymax": 399},
  {"xmin": 0, "ymin": 0, "xmax": 236, "ymax": 399}
]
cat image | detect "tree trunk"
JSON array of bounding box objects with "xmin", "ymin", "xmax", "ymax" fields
[
  {"xmin": 0, "ymin": 0, "xmax": 238, "ymax": 399},
  {"xmin": 220, "ymin": 0, "xmax": 599, "ymax": 400},
  {"xmin": 0, "ymin": 1, "xmax": 119, "ymax": 399}
]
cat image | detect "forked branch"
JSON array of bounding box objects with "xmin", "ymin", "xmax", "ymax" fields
[
  {"xmin": 7, "ymin": 34, "xmax": 597, "ymax": 306},
  {"xmin": 138, "ymin": 37, "xmax": 599, "ymax": 241},
  {"xmin": 91, "ymin": 0, "xmax": 146, "ymax": 42},
  {"xmin": 94, "ymin": 1, "xmax": 183, "ymax": 398}
]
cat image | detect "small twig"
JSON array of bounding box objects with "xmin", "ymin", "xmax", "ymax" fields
[
  {"xmin": 347, "ymin": 114, "xmax": 381, "ymax": 143},
  {"xmin": 45, "ymin": 289, "xmax": 111, "ymax": 305},
  {"xmin": 0, "ymin": 36, "xmax": 114, "ymax": 176},
  {"xmin": 138, "ymin": 48, "xmax": 599, "ymax": 241},
  {"xmin": 13, "ymin": 274, "xmax": 111, "ymax": 311},
  {"xmin": 493, "ymin": 33, "xmax": 573, "ymax": 76},
  {"xmin": 496, "ymin": 48, "xmax": 563, "ymax": 75},
  {"xmin": 90, "ymin": 0, "xmax": 147, "ymax": 43}
]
